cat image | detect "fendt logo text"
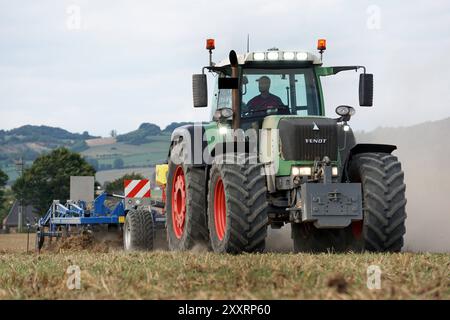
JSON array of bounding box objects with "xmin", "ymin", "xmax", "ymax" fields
[{"xmin": 305, "ymin": 138, "xmax": 327, "ymax": 144}]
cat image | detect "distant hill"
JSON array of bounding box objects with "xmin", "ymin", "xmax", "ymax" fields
[
  {"xmin": 162, "ymin": 122, "xmax": 193, "ymax": 133},
  {"xmin": 116, "ymin": 122, "xmax": 193, "ymax": 145},
  {"xmin": 0, "ymin": 125, "xmax": 97, "ymax": 162},
  {"xmin": 0, "ymin": 122, "xmax": 192, "ymax": 182},
  {"xmin": 116, "ymin": 123, "xmax": 163, "ymax": 145}
]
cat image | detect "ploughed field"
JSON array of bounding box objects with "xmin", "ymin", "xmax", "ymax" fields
[{"xmin": 0, "ymin": 234, "xmax": 448, "ymax": 299}]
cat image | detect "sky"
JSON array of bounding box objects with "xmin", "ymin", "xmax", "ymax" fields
[{"xmin": 0, "ymin": 0, "xmax": 449, "ymax": 137}]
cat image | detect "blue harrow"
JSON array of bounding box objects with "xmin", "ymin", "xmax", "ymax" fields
[{"xmin": 36, "ymin": 189, "xmax": 166, "ymax": 251}]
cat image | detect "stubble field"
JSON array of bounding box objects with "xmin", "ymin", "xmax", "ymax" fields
[{"xmin": 0, "ymin": 234, "xmax": 448, "ymax": 300}]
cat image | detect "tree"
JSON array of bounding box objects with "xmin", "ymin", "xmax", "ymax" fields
[
  {"xmin": 104, "ymin": 173, "xmax": 145, "ymax": 194},
  {"xmin": 0, "ymin": 169, "xmax": 8, "ymax": 221},
  {"xmin": 12, "ymin": 148, "xmax": 96, "ymax": 215},
  {"xmin": 110, "ymin": 129, "xmax": 117, "ymax": 138},
  {"xmin": 113, "ymin": 158, "xmax": 124, "ymax": 169}
]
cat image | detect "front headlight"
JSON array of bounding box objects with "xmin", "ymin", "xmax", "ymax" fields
[
  {"xmin": 292, "ymin": 166, "xmax": 311, "ymax": 176},
  {"xmin": 218, "ymin": 125, "xmax": 228, "ymax": 135}
]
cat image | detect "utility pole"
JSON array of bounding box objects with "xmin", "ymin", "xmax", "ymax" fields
[{"xmin": 14, "ymin": 157, "xmax": 24, "ymax": 232}]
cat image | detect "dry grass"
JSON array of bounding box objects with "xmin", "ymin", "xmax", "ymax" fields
[
  {"xmin": 0, "ymin": 250, "xmax": 448, "ymax": 300},
  {"xmin": 0, "ymin": 233, "xmax": 31, "ymax": 252}
]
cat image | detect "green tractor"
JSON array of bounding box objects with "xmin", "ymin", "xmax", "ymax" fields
[{"xmin": 165, "ymin": 39, "xmax": 406, "ymax": 253}]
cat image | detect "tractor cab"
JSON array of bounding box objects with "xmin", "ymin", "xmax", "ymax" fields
[{"xmin": 193, "ymin": 38, "xmax": 373, "ymax": 134}]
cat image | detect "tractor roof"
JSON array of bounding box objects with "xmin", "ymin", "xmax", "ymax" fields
[{"xmin": 214, "ymin": 49, "xmax": 322, "ymax": 67}]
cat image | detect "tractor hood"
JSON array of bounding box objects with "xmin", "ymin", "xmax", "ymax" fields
[
  {"xmin": 259, "ymin": 116, "xmax": 342, "ymax": 175},
  {"xmin": 278, "ymin": 117, "xmax": 338, "ymax": 161}
]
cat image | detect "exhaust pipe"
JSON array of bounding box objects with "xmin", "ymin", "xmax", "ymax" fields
[{"xmin": 229, "ymin": 50, "xmax": 240, "ymax": 130}]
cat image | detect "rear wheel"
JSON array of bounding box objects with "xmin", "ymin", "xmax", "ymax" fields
[
  {"xmin": 123, "ymin": 209, "xmax": 154, "ymax": 251},
  {"xmin": 166, "ymin": 159, "xmax": 208, "ymax": 251},
  {"xmin": 207, "ymin": 154, "xmax": 268, "ymax": 253},
  {"xmin": 347, "ymin": 152, "xmax": 407, "ymax": 252}
]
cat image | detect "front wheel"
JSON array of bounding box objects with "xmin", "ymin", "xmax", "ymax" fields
[
  {"xmin": 347, "ymin": 152, "xmax": 407, "ymax": 252},
  {"xmin": 207, "ymin": 154, "xmax": 268, "ymax": 253}
]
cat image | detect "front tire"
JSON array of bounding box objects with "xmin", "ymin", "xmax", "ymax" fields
[
  {"xmin": 348, "ymin": 152, "xmax": 407, "ymax": 252},
  {"xmin": 207, "ymin": 154, "xmax": 268, "ymax": 253}
]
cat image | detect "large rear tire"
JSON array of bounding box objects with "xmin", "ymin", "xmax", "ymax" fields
[
  {"xmin": 166, "ymin": 159, "xmax": 208, "ymax": 251},
  {"xmin": 207, "ymin": 154, "xmax": 268, "ymax": 253},
  {"xmin": 347, "ymin": 152, "xmax": 407, "ymax": 252},
  {"xmin": 123, "ymin": 209, "xmax": 154, "ymax": 251}
]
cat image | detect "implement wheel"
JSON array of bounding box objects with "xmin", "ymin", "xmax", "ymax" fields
[{"xmin": 123, "ymin": 209, "xmax": 154, "ymax": 251}]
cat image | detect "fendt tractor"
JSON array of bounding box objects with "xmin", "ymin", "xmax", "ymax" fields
[{"xmin": 164, "ymin": 39, "xmax": 407, "ymax": 253}]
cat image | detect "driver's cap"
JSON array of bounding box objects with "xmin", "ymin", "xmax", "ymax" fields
[{"xmin": 256, "ymin": 76, "xmax": 270, "ymax": 82}]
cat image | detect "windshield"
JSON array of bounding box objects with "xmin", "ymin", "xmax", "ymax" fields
[{"xmin": 241, "ymin": 68, "xmax": 321, "ymax": 119}]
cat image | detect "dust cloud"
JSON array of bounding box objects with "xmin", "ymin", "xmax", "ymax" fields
[
  {"xmin": 357, "ymin": 118, "xmax": 450, "ymax": 253},
  {"xmin": 265, "ymin": 118, "xmax": 450, "ymax": 253}
]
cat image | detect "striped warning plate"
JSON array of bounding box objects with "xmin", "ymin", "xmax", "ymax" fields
[{"xmin": 124, "ymin": 179, "xmax": 151, "ymax": 198}]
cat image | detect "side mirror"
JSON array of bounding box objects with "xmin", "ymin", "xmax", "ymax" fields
[
  {"xmin": 359, "ymin": 73, "xmax": 373, "ymax": 106},
  {"xmin": 193, "ymin": 74, "xmax": 208, "ymax": 108}
]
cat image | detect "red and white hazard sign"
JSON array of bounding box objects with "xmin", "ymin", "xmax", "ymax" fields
[{"xmin": 124, "ymin": 179, "xmax": 151, "ymax": 198}]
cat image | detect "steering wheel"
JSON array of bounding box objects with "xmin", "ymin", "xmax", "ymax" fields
[{"xmin": 242, "ymin": 105, "xmax": 290, "ymax": 118}]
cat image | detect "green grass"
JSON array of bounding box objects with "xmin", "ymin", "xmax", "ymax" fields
[{"xmin": 0, "ymin": 251, "xmax": 448, "ymax": 299}]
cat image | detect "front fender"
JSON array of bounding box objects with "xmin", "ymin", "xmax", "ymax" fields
[
  {"xmin": 342, "ymin": 143, "xmax": 397, "ymax": 181},
  {"xmin": 349, "ymin": 143, "xmax": 397, "ymax": 155}
]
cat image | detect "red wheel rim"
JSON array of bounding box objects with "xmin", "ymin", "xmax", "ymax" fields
[
  {"xmin": 172, "ymin": 166, "xmax": 186, "ymax": 239},
  {"xmin": 214, "ymin": 177, "xmax": 226, "ymax": 241},
  {"xmin": 352, "ymin": 220, "xmax": 363, "ymax": 239}
]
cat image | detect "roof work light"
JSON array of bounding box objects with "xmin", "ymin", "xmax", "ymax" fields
[
  {"xmin": 317, "ymin": 38, "xmax": 326, "ymax": 61},
  {"xmin": 206, "ymin": 38, "xmax": 215, "ymax": 66},
  {"xmin": 317, "ymin": 39, "xmax": 327, "ymax": 51}
]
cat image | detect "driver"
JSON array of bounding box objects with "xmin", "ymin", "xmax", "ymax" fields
[{"xmin": 247, "ymin": 76, "xmax": 284, "ymax": 111}]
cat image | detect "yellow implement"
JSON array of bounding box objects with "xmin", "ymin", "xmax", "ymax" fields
[{"xmin": 155, "ymin": 164, "xmax": 168, "ymax": 186}]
